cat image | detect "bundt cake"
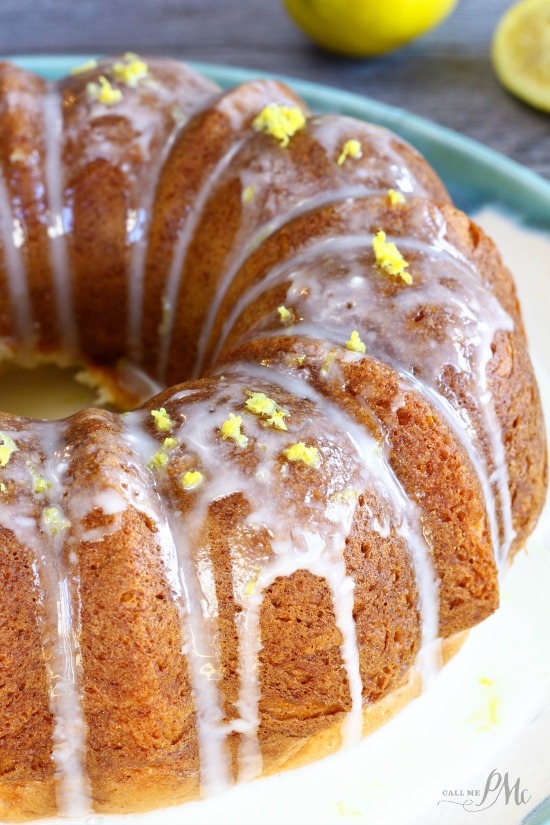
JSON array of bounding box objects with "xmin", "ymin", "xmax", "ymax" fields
[{"xmin": 0, "ymin": 54, "xmax": 546, "ymax": 821}]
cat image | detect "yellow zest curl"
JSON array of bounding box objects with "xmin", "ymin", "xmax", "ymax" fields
[
  {"xmin": 112, "ymin": 55, "xmax": 149, "ymax": 87},
  {"xmin": 151, "ymin": 407, "xmax": 173, "ymax": 432},
  {"xmin": 372, "ymin": 230, "xmax": 412, "ymax": 284},
  {"xmin": 42, "ymin": 506, "xmax": 70, "ymax": 536},
  {"xmin": 387, "ymin": 188, "xmax": 405, "ymax": 205},
  {"xmin": 221, "ymin": 413, "xmax": 248, "ymax": 448},
  {"xmin": 346, "ymin": 330, "xmax": 366, "ymax": 353},
  {"xmin": 337, "ymin": 139, "xmax": 362, "ymax": 166},
  {"xmin": 243, "ymin": 184, "xmax": 255, "ymax": 204},
  {"xmin": 0, "ymin": 433, "xmax": 17, "ymax": 467},
  {"xmin": 245, "ymin": 392, "xmax": 290, "ymax": 431},
  {"xmin": 283, "ymin": 442, "xmax": 320, "ymax": 468},
  {"xmin": 181, "ymin": 470, "xmax": 203, "ymax": 490},
  {"xmin": 87, "ymin": 75, "xmax": 123, "ymax": 106},
  {"xmin": 148, "ymin": 450, "xmax": 169, "ymax": 470},
  {"xmin": 26, "ymin": 462, "xmax": 52, "ymax": 494},
  {"xmin": 252, "ymin": 103, "xmax": 306, "ymax": 147},
  {"xmin": 278, "ymin": 305, "xmax": 292, "ymax": 324}
]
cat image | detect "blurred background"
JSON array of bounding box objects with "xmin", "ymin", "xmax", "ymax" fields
[{"xmin": 0, "ymin": 0, "xmax": 548, "ymax": 180}]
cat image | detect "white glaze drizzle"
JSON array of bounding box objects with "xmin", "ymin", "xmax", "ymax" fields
[
  {"xmin": 216, "ymin": 214, "xmax": 515, "ymax": 565},
  {"xmin": 193, "ymin": 114, "xmax": 441, "ymax": 379},
  {"xmin": 0, "ymin": 166, "xmax": 34, "ymax": 344},
  {"xmin": 42, "ymin": 86, "xmax": 77, "ymax": 354},
  {"xmin": 122, "ymin": 414, "xmax": 233, "ymax": 795},
  {"xmin": 0, "ymin": 422, "xmax": 92, "ymax": 816},
  {"xmin": 140, "ymin": 363, "xmax": 440, "ymax": 786}
]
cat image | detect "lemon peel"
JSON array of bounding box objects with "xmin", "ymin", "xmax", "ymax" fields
[
  {"xmin": 387, "ymin": 188, "xmax": 405, "ymax": 205},
  {"xmin": 372, "ymin": 230, "xmax": 411, "ymax": 284},
  {"xmin": 87, "ymin": 75, "xmax": 123, "ymax": 106},
  {"xmin": 492, "ymin": 0, "xmax": 550, "ymax": 113},
  {"xmin": 221, "ymin": 413, "xmax": 248, "ymax": 448},
  {"xmin": 42, "ymin": 506, "xmax": 70, "ymax": 536},
  {"xmin": 243, "ymin": 184, "xmax": 255, "ymax": 204},
  {"xmin": 278, "ymin": 305, "xmax": 292, "ymax": 323},
  {"xmin": 151, "ymin": 407, "xmax": 173, "ymax": 432},
  {"xmin": 244, "ymin": 566, "xmax": 261, "ymax": 596},
  {"xmin": 0, "ymin": 433, "xmax": 17, "ymax": 467},
  {"xmin": 26, "ymin": 462, "xmax": 52, "ymax": 494},
  {"xmin": 245, "ymin": 391, "xmax": 290, "ymax": 430},
  {"xmin": 337, "ymin": 139, "xmax": 362, "ymax": 166},
  {"xmin": 346, "ymin": 330, "xmax": 366, "ymax": 353},
  {"xmin": 252, "ymin": 103, "xmax": 306, "ymax": 147},
  {"xmin": 112, "ymin": 55, "xmax": 149, "ymax": 87},
  {"xmin": 181, "ymin": 470, "xmax": 203, "ymax": 490},
  {"xmin": 284, "ymin": 442, "xmax": 320, "ymax": 467},
  {"xmin": 148, "ymin": 449, "xmax": 170, "ymax": 470}
]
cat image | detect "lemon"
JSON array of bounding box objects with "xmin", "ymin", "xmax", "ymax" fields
[
  {"xmin": 282, "ymin": 0, "xmax": 459, "ymax": 58},
  {"xmin": 492, "ymin": 0, "xmax": 550, "ymax": 112}
]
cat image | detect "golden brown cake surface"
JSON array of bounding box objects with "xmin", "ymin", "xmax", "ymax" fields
[{"xmin": 0, "ymin": 54, "xmax": 546, "ymax": 821}]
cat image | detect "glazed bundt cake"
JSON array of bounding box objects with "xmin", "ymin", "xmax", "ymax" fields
[{"xmin": 0, "ymin": 54, "xmax": 546, "ymax": 821}]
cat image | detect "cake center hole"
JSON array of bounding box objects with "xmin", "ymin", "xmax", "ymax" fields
[{"xmin": 0, "ymin": 361, "xmax": 160, "ymax": 420}]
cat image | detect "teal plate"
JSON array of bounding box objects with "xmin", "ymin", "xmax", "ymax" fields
[
  {"xmin": 8, "ymin": 53, "xmax": 550, "ymax": 228},
  {"xmin": 3, "ymin": 55, "xmax": 550, "ymax": 825}
]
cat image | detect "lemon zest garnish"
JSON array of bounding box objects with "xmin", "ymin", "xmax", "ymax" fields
[
  {"xmin": 372, "ymin": 230, "xmax": 412, "ymax": 284},
  {"xmin": 181, "ymin": 470, "xmax": 203, "ymax": 490},
  {"xmin": 87, "ymin": 75, "xmax": 123, "ymax": 106},
  {"xmin": 245, "ymin": 392, "xmax": 277, "ymax": 417},
  {"xmin": 151, "ymin": 407, "xmax": 173, "ymax": 432},
  {"xmin": 252, "ymin": 104, "xmax": 306, "ymax": 147},
  {"xmin": 112, "ymin": 56, "xmax": 149, "ymax": 87},
  {"xmin": 266, "ymin": 411, "xmax": 288, "ymax": 431},
  {"xmin": 42, "ymin": 506, "xmax": 70, "ymax": 536},
  {"xmin": 283, "ymin": 442, "xmax": 320, "ymax": 467},
  {"xmin": 331, "ymin": 487, "xmax": 359, "ymax": 503},
  {"xmin": 0, "ymin": 433, "xmax": 17, "ymax": 467},
  {"xmin": 221, "ymin": 413, "xmax": 248, "ymax": 448},
  {"xmin": 337, "ymin": 138, "xmax": 362, "ymax": 166},
  {"xmin": 245, "ymin": 391, "xmax": 290, "ymax": 430},
  {"xmin": 278, "ymin": 305, "xmax": 292, "ymax": 324},
  {"xmin": 387, "ymin": 188, "xmax": 405, "ymax": 205},
  {"xmin": 163, "ymin": 437, "xmax": 178, "ymax": 450},
  {"xmin": 244, "ymin": 566, "xmax": 261, "ymax": 596},
  {"xmin": 70, "ymin": 58, "xmax": 98, "ymax": 75},
  {"xmin": 148, "ymin": 450, "xmax": 169, "ymax": 470},
  {"xmin": 26, "ymin": 461, "xmax": 52, "ymax": 494},
  {"xmin": 243, "ymin": 184, "xmax": 255, "ymax": 204},
  {"xmin": 346, "ymin": 330, "xmax": 366, "ymax": 353},
  {"xmin": 320, "ymin": 347, "xmax": 338, "ymax": 377}
]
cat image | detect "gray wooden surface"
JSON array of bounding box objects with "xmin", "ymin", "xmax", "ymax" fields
[{"xmin": 0, "ymin": 0, "xmax": 548, "ymax": 181}]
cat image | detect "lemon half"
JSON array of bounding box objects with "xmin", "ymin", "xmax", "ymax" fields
[
  {"xmin": 492, "ymin": 0, "xmax": 550, "ymax": 112},
  {"xmin": 283, "ymin": 0, "xmax": 459, "ymax": 58}
]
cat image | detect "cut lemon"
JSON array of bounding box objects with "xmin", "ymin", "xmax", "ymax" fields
[
  {"xmin": 492, "ymin": 0, "xmax": 550, "ymax": 112},
  {"xmin": 282, "ymin": 0, "xmax": 459, "ymax": 58}
]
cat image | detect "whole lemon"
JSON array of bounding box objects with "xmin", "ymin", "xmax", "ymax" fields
[{"xmin": 283, "ymin": 0, "xmax": 459, "ymax": 57}]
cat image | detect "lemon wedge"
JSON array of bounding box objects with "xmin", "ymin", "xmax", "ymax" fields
[
  {"xmin": 282, "ymin": 0, "xmax": 458, "ymax": 58},
  {"xmin": 492, "ymin": 0, "xmax": 550, "ymax": 112}
]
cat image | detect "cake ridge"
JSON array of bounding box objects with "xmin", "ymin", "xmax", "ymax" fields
[
  {"xmin": 0, "ymin": 166, "xmax": 32, "ymax": 345},
  {"xmin": 42, "ymin": 84, "xmax": 76, "ymax": 356}
]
